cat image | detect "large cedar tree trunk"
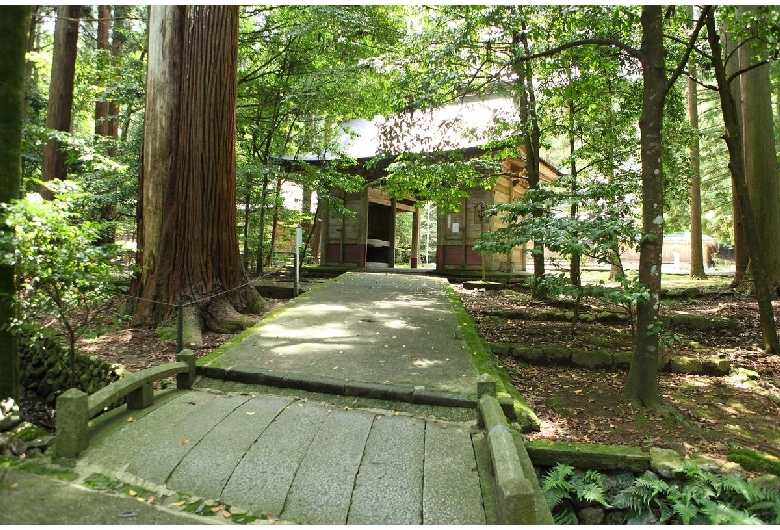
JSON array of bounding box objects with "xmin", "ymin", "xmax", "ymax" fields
[
  {"xmin": 723, "ymin": 28, "xmax": 749, "ymax": 286},
  {"xmin": 40, "ymin": 5, "xmax": 80, "ymax": 198},
  {"xmin": 0, "ymin": 6, "xmax": 29, "ymax": 401},
  {"xmin": 736, "ymin": 5, "xmax": 780, "ymax": 294},
  {"xmin": 623, "ymin": 6, "xmax": 666, "ymax": 408},
  {"xmin": 705, "ymin": 10, "xmax": 779, "ymax": 352},
  {"xmin": 131, "ymin": 6, "xmax": 265, "ymax": 345}
]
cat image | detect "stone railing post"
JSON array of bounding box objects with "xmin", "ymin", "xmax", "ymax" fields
[
  {"xmin": 55, "ymin": 388, "xmax": 89, "ymax": 458},
  {"xmin": 176, "ymin": 349, "xmax": 196, "ymax": 389}
]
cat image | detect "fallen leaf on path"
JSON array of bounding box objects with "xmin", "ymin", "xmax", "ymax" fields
[
  {"xmin": 129, "ymin": 490, "xmax": 137, "ymax": 497},
  {"xmin": 211, "ymin": 505, "xmax": 224, "ymax": 513},
  {"xmin": 170, "ymin": 501, "xmax": 186, "ymax": 508},
  {"xmin": 126, "ymin": 417, "xmax": 134, "ymax": 422},
  {"xmin": 182, "ymin": 438, "xmax": 188, "ymax": 446}
]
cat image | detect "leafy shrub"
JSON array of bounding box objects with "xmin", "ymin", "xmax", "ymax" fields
[
  {"xmin": 542, "ymin": 463, "xmax": 609, "ymax": 525},
  {"xmin": 0, "ymin": 180, "xmax": 124, "ymax": 387},
  {"xmin": 613, "ymin": 461, "xmax": 780, "ymax": 525}
]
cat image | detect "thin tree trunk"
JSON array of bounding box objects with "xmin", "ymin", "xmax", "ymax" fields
[
  {"xmin": 266, "ymin": 177, "xmax": 283, "ymax": 268},
  {"xmin": 623, "ymin": 6, "xmax": 665, "ymax": 409},
  {"xmin": 0, "ymin": 6, "xmax": 29, "ymax": 401},
  {"xmin": 513, "ymin": 18, "xmax": 546, "ymax": 298},
  {"xmin": 568, "ymin": 96, "xmax": 581, "ymax": 287},
  {"xmin": 40, "ymin": 5, "xmax": 81, "ymax": 198},
  {"xmin": 723, "ymin": 28, "xmax": 749, "ymax": 287},
  {"xmin": 687, "ymin": 6, "xmax": 706, "ymax": 280}
]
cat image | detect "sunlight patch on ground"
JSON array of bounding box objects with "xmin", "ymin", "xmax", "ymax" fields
[
  {"xmin": 291, "ymin": 304, "xmax": 350, "ymax": 314},
  {"xmin": 411, "ymin": 358, "xmax": 443, "ymax": 368},
  {"xmin": 258, "ymin": 322, "xmax": 350, "ymax": 339},
  {"xmin": 383, "ymin": 319, "xmax": 417, "ymax": 330}
]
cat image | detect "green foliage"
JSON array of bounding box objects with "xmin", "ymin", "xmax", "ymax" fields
[
  {"xmin": 542, "ymin": 463, "xmax": 609, "ymax": 524},
  {"xmin": 0, "ymin": 180, "xmax": 124, "ymax": 386},
  {"xmin": 613, "ymin": 462, "xmax": 780, "ymax": 525}
]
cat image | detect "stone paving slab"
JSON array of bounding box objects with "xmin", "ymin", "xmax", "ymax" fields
[
  {"xmin": 125, "ymin": 393, "xmax": 251, "ymax": 485},
  {"xmin": 82, "ymin": 390, "xmax": 215, "ymax": 469},
  {"xmin": 219, "ymin": 400, "xmax": 329, "ymax": 517},
  {"xmin": 209, "ymin": 273, "xmax": 479, "ymax": 396},
  {"xmin": 167, "ymin": 395, "xmax": 294, "ymax": 499},
  {"xmin": 80, "ymin": 390, "xmax": 487, "ymax": 525},
  {"xmin": 281, "ymin": 408, "xmax": 375, "ymax": 524},
  {"xmin": 347, "ymin": 414, "xmax": 425, "ymax": 525},
  {"xmin": 423, "ymin": 421, "xmax": 486, "ymax": 525}
]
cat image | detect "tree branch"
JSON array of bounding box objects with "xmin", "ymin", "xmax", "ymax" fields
[
  {"xmin": 664, "ymin": 6, "xmax": 711, "ymax": 95},
  {"xmin": 514, "ymin": 38, "xmax": 642, "ymax": 63}
]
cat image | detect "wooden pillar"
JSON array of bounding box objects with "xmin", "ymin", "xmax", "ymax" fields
[
  {"xmin": 320, "ymin": 194, "xmax": 330, "ymax": 265},
  {"xmin": 340, "ymin": 189, "xmax": 346, "ymax": 264},
  {"xmin": 358, "ymin": 189, "xmax": 368, "ymax": 267},
  {"xmin": 411, "ymin": 207, "xmax": 421, "ymax": 269},
  {"xmin": 462, "ymin": 197, "xmax": 468, "ymax": 267},
  {"xmin": 389, "ymin": 198, "xmax": 397, "ymax": 268}
]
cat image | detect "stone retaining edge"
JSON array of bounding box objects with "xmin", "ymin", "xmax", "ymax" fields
[
  {"xmin": 525, "ymin": 440, "xmax": 650, "ymax": 473},
  {"xmin": 476, "ymin": 374, "xmax": 554, "ymax": 525},
  {"xmin": 195, "ymin": 365, "xmax": 522, "ymax": 415},
  {"xmin": 491, "ymin": 343, "xmax": 731, "ymax": 376}
]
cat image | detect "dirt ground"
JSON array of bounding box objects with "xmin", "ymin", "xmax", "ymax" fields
[
  {"xmin": 17, "ymin": 275, "xmax": 780, "ymax": 470},
  {"xmin": 454, "ymin": 279, "xmax": 780, "ymax": 468}
]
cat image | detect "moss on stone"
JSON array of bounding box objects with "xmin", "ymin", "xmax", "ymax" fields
[
  {"xmin": 526, "ymin": 440, "xmax": 649, "ymax": 472},
  {"xmin": 728, "ymin": 448, "xmax": 780, "ymax": 476},
  {"xmin": 445, "ymin": 284, "xmax": 541, "ymax": 432}
]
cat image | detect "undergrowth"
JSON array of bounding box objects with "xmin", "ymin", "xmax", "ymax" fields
[{"xmin": 542, "ymin": 461, "xmax": 780, "ymax": 525}]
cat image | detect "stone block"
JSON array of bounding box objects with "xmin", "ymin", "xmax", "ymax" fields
[
  {"xmin": 613, "ymin": 351, "xmax": 633, "ymax": 369},
  {"xmin": 670, "ymin": 356, "xmax": 703, "ymax": 374},
  {"xmin": 525, "ymin": 440, "xmax": 649, "ymax": 473},
  {"xmin": 511, "ymin": 347, "xmax": 545, "ymax": 364},
  {"xmin": 176, "ymin": 349, "xmax": 197, "ymax": 389},
  {"xmin": 55, "ymin": 388, "xmax": 89, "ymax": 458},
  {"xmin": 477, "ymin": 373, "xmax": 496, "ymax": 398},
  {"xmin": 649, "ymin": 447, "xmax": 683, "ymax": 479},
  {"xmin": 702, "ymin": 356, "xmax": 730, "ymax": 376},
  {"xmin": 571, "ymin": 349, "xmax": 613, "ymax": 369},
  {"xmin": 126, "ymin": 383, "xmax": 153, "ymax": 410},
  {"xmin": 544, "ymin": 346, "xmax": 571, "ymax": 365}
]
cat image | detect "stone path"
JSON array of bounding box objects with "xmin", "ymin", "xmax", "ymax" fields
[{"xmin": 81, "ymin": 389, "xmax": 486, "ymax": 525}]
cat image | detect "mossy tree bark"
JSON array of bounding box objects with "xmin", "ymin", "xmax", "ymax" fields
[
  {"xmin": 0, "ymin": 6, "xmax": 30, "ymax": 400},
  {"xmin": 130, "ymin": 6, "xmax": 265, "ymax": 346}
]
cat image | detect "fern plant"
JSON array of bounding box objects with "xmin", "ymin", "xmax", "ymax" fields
[
  {"xmin": 542, "ymin": 464, "xmax": 609, "ymax": 524},
  {"xmin": 613, "ymin": 461, "xmax": 780, "ymax": 525}
]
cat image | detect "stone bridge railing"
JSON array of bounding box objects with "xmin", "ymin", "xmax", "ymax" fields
[
  {"xmin": 476, "ymin": 374, "xmax": 554, "ymax": 525},
  {"xmin": 54, "ymin": 350, "xmax": 197, "ymax": 458}
]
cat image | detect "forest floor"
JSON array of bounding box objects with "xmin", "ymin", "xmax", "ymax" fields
[
  {"xmin": 455, "ymin": 274, "xmax": 780, "ymax": 472},
  {"xmin": 17, "ymin": 272, "xmax": 780, "ymax": 473}
]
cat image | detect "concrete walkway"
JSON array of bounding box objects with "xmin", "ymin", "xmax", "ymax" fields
[
  {"xmin": 208, "ymin": 272, "xmax": 481, "ymax": 396},
  {"xmin": 8, "ymin": 273, "xmax": 499, "ymax": 524}
]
